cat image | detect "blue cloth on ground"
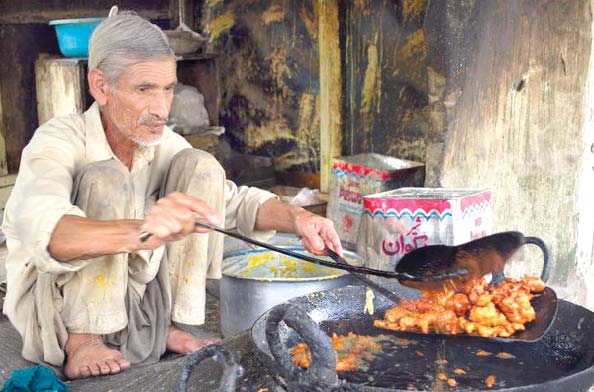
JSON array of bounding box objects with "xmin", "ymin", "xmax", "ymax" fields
[{"xmin": 1, "ymin": 365, "xmax": 69, "ymax": 392}]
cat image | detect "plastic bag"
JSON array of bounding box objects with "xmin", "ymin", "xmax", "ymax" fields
[{"xmin": 167, "ymin": 83, "xmax": 210, "ymax": 135}]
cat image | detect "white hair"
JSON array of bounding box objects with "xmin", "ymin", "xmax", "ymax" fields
[{"xmin": 88, "ymin": 11, "xmax": 175, "ymax": 86}]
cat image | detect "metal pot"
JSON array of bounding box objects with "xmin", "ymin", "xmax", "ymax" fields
[{"xmin": 219, "ymin": 246, "xmax": 357, "ymax": 337}]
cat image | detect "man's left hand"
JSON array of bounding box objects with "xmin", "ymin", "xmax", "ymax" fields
[{"xmin": 293, "ymin": 210, "xmax": 343, "ymax": 257}]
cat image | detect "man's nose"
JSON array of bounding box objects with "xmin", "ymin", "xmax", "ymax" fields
[{"xmin": 149, "ymin": 93, "xmax": 171, "ymax": 119}]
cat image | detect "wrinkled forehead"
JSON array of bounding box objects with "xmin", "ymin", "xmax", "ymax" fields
[{"xmin": 115, "ymin": 57, "xmax": 178, "ymax": 88}]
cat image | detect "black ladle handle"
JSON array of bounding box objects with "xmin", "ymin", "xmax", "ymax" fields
[
  {"xmin": 175, "ymin": 343, "xmax": 243, "ymax": 392},
  {"xmin": 525, "ymin": 236, "xmax": 552, "ymax": 282},
  {"xmin": 325, "ymin": 248, "xmax": 401, "ymax": 304},
  {"xmin": 139, "ymin": 222, "xmax": 467, "ymax": 281},
  {"xmin": 265, "ymin": 304, "xmax": 338, "ymax": 389},
  {"xmin": 491, "ymin": 235, "xmax": 552, "ymax": 285}
]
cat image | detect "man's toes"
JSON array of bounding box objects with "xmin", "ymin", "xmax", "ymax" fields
[
  {"xmin": 88, "ymin": 363, "xmax": 102, "ymax": 377},
  {"xmin": 99, "ymin": 361, "xmax": 112, "ymax": 375},
  {"xmin": 105, "ymin": 359, "xmax": 121, "ymax": 374},
  {"xmin": 79, "ymin": 365, "xmax": 91, "ymax": 378},
  {"xmin": 116, "ymin": 357, "xmax": 131, "ymax": 371}
]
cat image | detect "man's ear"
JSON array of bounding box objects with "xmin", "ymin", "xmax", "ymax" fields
[{"xmin": 88, "ymin": 68, "xmax": 110, "ymax": 106}]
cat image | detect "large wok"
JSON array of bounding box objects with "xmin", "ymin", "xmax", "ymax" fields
[{"xmin": 251, "ymin": 282, "xmax": 594, "ymax": 391}]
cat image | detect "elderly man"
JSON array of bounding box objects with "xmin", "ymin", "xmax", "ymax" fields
[{"xmin": 2, "ymin": 11, "xmax": 342, "ymax": 380}]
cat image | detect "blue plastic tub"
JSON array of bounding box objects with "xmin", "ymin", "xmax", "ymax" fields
[{"xmin": 49, "ymin": 18, "xmax": 105, "ymax": 58}]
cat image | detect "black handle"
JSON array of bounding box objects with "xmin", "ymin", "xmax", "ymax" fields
[
  {"xmin": 524, "ymin": 236, "xmax": 552, "ymax": 282},
  {"xmin": 140, "ymin": 220, "xmax": 465, "ymax": 281},
  {"xmin": 175, "ymin": 343, "xmax": 243, "ymax": 392},
  {"xmin": 491, "ymin": 234, "xmax": 552, "ymax": 285},
  {"xmin": 265, "ymin": 304, "xmax": 338, "ymax": 390},
  {"xmin": 325, "ymin": 248, "xmax": 401, "ymax": 304}
]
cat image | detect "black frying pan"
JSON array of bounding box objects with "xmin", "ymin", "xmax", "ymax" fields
[{"xmin": 251, "ymin": 284, "xmax": 594, "ymax": 392}]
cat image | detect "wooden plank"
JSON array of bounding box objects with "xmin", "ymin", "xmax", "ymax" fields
[
  {"xmin": 0, "ymin": 10, "xmax": 169, "ymax": 24},
  {"xmin": 0, "ymin": 0, "xmax": 169, "ymax": 24},
  {"xmin": 0, "ymin": 24, "xmax": 61, "ymax": 173},
  {"xmin": 35, "ymin": 56, "xmax": 86, "ymax": 126},
  {"xmin": 318, "ymin": 0, "xmax": 342, "ymax": 193}
]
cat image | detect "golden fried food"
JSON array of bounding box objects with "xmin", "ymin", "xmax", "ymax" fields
[
  {"xmin": 374, "ymin": 276, "xmax": 545, "ymax": 338},
  {"xmin": 292, "ymin": 332, "xmax": 384, "ymax": 372},
  {"xmin": 485, "ymin": 375, "xmax": 496, "ymax": 388}
]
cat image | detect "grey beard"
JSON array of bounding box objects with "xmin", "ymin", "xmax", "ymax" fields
[{"xmin": 129, "ymin": 133, "xmax": 163, "ymax": 147}]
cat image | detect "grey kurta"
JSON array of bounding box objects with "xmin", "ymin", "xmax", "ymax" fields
[{"xmin": 2, "ymin": 102, "xmax": 276, "ymax": 367}]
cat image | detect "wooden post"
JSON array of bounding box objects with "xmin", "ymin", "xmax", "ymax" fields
[
  {"xmin": 35, "ymin": 56, "xmax": 86, "ymax": 125},
  {"xmin": 318, "ymin": 0, "xmax": 342, "ymax": 192}
]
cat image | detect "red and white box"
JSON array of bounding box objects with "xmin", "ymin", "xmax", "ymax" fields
[
  {"xmin": 356, "ymin": 188, "xmax": 492, "ymax": 272},
  {"xmin": 326, "ymin": 154, "xmax": 424, "ymax": 250}
]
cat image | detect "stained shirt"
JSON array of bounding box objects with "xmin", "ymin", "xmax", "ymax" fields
[{"xmin": 2, "ymin": 102, "xmax": 276, "ymax": 355}]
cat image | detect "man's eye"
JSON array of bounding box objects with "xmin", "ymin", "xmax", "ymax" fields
[
  {"xmin": 165, "ymin": 86, "xmax": 175, "ymax": 92},
  {"xmin": 138, "ymin": 87, "xmax": 149, "ymax": 93}
]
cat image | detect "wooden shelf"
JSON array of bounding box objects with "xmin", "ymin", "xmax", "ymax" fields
[{"xmin": 35, "ymin": 53, "xmax": 220, "ymax": 126}]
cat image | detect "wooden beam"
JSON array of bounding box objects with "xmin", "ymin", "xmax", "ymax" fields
[
  {"xmin": 0, "ymin": 0, "xmax": 170, "ymax": 24},
  {"xmin": 35, "ymin": 56, "xmax": 86, "ymax": 126},
  {"xmin": 0, "ymin": 10, "xmax": 169, "ymax": 25},
  {"xmin": 318, "ymin": 0, "xmax": 342, "ymax": 193},
  {"xmin": 0, "ymin": 24, "xmax": 59, "ymax": 173}
]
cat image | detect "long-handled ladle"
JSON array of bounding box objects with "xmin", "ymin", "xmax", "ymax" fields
[{"xmin": 139, "ymin": 221, "xmax": 468, "ymax": 285}]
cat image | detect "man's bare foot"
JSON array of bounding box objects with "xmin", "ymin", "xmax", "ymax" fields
[
  {"xmin": 63, "ymin": 333, "xmax": 131, "ymax": 379},
  {"xmin": 166, "ymin": 325, "xmax": 220, "ymax": 355}
]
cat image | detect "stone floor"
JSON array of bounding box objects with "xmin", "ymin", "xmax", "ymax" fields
[
  {"xmin": 0, "ymin": 285, "xmax": 225, "ymax": 391},
  {"xmin": 0, "ymin": 239, "xmax": 229, "ymax": 391}
]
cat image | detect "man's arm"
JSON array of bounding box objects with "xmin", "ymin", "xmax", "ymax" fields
[
  {"xmin": 49, "ymin": 192, "xmax": 220, "ymax": 262},
  {"xmin": 48, "ymin": 215, "xmax": 144, "ymax": 262},
  {"xmin": 254, "ymin": 197, "xmax": 343, "ymax": 256}
]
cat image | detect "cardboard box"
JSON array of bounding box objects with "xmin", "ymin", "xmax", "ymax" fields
[
  {"xmin": 327, "ymin": 153, "xmax": 424, "ymax": 250},
  {"xmin": 357, "ymin": 188, "xmax": 492, "ymax": 272}
]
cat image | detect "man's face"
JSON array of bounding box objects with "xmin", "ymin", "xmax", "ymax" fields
[{"xmin": 103, "ymin": 58, "xmax": 177, "ymax": 146}]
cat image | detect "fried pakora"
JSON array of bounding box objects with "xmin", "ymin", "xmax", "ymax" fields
[
  {"xmin": 374, "ymin": 276, "xmax": 545, "ymax": 338},
  {"xmin": 292, "ymin": 332, "xmax": 384, "ymax": 372}
]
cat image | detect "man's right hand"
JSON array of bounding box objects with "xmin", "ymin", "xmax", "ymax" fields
[{"xmin": 139, "ymin": 191, "xmax": 220, "ymax": 249}]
